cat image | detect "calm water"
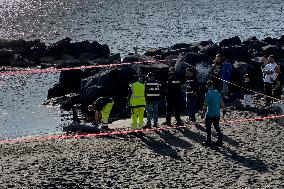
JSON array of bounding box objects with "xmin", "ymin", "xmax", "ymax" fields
[{"xmin": 0, "ymin": 0, "xmax": 284, "ymax": 139}]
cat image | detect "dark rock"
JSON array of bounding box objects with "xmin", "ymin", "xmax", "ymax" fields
[
  {"xmin": 46, "ymin": 37, "xmax": 71, "ymax": 58},
  {"xmin": 98, "ymin": 44, "xmax": 110, "ymax": 58},
  {"xmin": 279, "ymin": 35, "xmax": 284, "ymax": 45},
  {"xmin": 10, "ymin": 54, "xmax": 36, "ymax": 67},
  {"xmin": 0, "ymin": 49, "xmax": 14, "ymax": 66},
  {"xmin": 219, "ymin": 36, "xmax": 242, "ymax": 47},
  {"xmin": 144, "ymin": 49, "xmax": 163, "ymax": 57},
  {"xmin": 199, "ymin": 40, "xmax": 214, "ymax": 47},
  {"xmin": 47, "ymin": 83, "xmax": 66, "ymax": 99},
  {"xmin": 24, "ymin": 39, "xmax": 47, "ymax": 62},
  {"xmin": 262, "ymin": 37, "xmax": 279, "ymax": 46},
  {"xmin": 0, "ymin": 38, "xmax": 27, "ymax": 55},
  {"xmin": 47, "ymin": 69, "xmax": 83, "ymax": 99},
  {"xmin": 262, "ymin": 45, "xmax": 284, "ymax": 59},
  {"xmin": 80, "ymin": 63, "xmax": 168, "ymax": 116},
  {"xmin": 199, "ymin": 44, "xmax": 222, "ymax": 60},
  {"xmin": 182, "ymin": 52, "xmax": 211, "ymax": 65},
  {"xmin": 66, "ymin": 41, "xmax": 91, "ymax": 58},
  {"xmin": 109, "ymin": 53, "xmax": 121, "ymax": 64},
  {"xmin": 222, "ymin": 46, "xmax": 252, "ymax": 62},
  {"xmin": 170, "ymin": 43, "xmax": 192, "ymax": 50}
]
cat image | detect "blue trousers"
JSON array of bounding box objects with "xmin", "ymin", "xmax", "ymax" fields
[{"xmin": 146, "ymin": 101, "xmax": 159, "ymax": 125}]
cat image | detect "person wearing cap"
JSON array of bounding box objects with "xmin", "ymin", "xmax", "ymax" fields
[
  {"xmin": 163, "ymin": 67, "xmax": 183, "ymax": 126},
  {"xmin": 128, "ymin": 75, "xmax": 146, "ymax": 129},
  {"xmin": 88, "ymin": 97, "xmax": 114, "ymax": 131},
  {"xmin": 145, "ymin": 72, "xmax": 161, "ymax": 128},
  {"xmin": 201, "ymin": 80, "xmax": 226, "ymax": 147},
  {"xmin": 185, "ymin": 67, "xmax": 199, "ymax": 124}
]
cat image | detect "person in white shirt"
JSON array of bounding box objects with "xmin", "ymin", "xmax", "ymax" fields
[{"xmin": 262, "ymin": 55, "xmax": 278, "ymax": 106}]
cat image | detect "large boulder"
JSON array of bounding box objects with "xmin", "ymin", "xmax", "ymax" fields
[
  {"xmin": 47, "ymin": 69, "xmax": 83, "ymax": 99},
  {"xmin": 10, "ymin": 54, "xmax": 36, "ymax": 67},
  {"xmin": 199, "ymin": 44, "xmax": 222, "ymax": 60},
  {"xmin": 219, "ymin": 36, "xmax": 242, "ymax": 47},
  {"xmin": 46, "ymin": 37, "xmax": 71, "ymax": 58},
  {"xmin": 80, "ymin": 63, "xmax": 169, "ymax": 117},
  {"xmin": 222, "ymin": 46, "xmax": 252, "ymax": 62}
]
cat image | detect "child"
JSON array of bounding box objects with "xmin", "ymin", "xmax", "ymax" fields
[{"xmin": 242, "ymin": 74, "xmax": 254, "ymax": 108}]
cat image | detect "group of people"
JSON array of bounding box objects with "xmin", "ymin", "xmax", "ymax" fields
[{"xmin": 87, "ymin": 53, "xmax": 283, "ymax": 147}]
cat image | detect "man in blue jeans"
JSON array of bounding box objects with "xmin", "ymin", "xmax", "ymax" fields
[
  {"xmin": 145, "ymin": 72, "xmax": 161, "ymax": 128},
  {"xmin": 202, "ymin": 80, "xmax": 226, "ymax": 147}
]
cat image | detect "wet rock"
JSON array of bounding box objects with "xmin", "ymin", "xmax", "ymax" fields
[{"xmin": 219, "ymin": 36, "xmax": 242, "ymax": 47}]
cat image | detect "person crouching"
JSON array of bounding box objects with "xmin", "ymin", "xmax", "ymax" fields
[{"xmin": 88, "ymin": 97, "xmax": 114, "ymax": 131}]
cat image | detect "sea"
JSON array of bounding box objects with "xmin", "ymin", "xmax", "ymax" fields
[{"xmin": 0, "ymin": 0, "xmax": 284, "ymax": 139}]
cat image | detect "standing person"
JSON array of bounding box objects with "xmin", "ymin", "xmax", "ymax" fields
[
  {"xmin": 263, "ymin": 55, "xmax": 278, "ymax": 106},
  {"xmin": 212, "ymin": 54, "xmax": 223, "ymax": 92},
  {"xmin": 128, "ymin": 75, "xmax": 146, "ymax": 129},
  {"xmin": 242, "ymin": 74, "xmax": 254, "ymax": 108},
  {"xmin": 88, "ymin": 97, "xmax": 114, "ymax": 130},
  {"xmin": 272, "ymin": 65, "xmax": 283, "ymax": 101},
  {"xmin": 185, "ymin": 67, "xmax": 199, "ymax": 124},
  {"xmin": 202, "ymin": 80, "xmax": 226, "ymax": 147},
  {"xmin": 220, "ymin": 57, "xmax": 233, "ymax": 99},
  {"xmin": 163, "ymin": 67, "xmax": 183, "ymax": 126},
  {"xmin": 144, "ymin": 72, "xmax": 161, "ymax": 128}
]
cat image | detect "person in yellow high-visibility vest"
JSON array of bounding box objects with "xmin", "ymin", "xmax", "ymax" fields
[
  {"xmin": 88, "ymin": 97, "xmax": 114, "ymax": 131},
  {"xmin": 128, "ymin": 75, "xmax": 146, "ymax": 129}
]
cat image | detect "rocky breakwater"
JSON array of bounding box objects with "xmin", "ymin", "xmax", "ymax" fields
[{"xmin": 4, "ymin": 36, "xmax": 284, "ymax": 119}]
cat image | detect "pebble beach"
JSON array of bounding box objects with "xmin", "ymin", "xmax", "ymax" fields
[{"xmin": 1, "ymin": 105, "xmax": 284, "ymax": 188}]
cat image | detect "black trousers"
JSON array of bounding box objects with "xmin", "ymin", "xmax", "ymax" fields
[
  {"xmin": 166, "ymin": 99, "xmax": 181, "ymax": 123},
  {"xmin": 205, "ymin": 116, "xmax": 222, "ymax": 143},
  {"xmin": 264, "ymin": 82, "xmax": 273, "ymax": 105}
]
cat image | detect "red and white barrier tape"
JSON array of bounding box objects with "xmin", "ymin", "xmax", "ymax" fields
[
  {"xmin": 0, "ymin": 60, "xmax": 159, "ymax": 76},
  {"xmin": 1, "ymin": 114, "xmax": 284, "ymax": 144}
]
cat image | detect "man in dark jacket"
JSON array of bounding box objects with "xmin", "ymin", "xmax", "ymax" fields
[
  {"xmin": 185, "ymin": 67, "xmax": 199, "ymax": 124},
  {"xmin": 145, "ymin": 72, "xmax": 161, "ymax": 128},
  {"xmin": 88, "ymin": 97, "xmax": 114, "ymax": 130},
  {"xmin": 163, "ymin": 67, "xmax": 183, "ymax": 126}
]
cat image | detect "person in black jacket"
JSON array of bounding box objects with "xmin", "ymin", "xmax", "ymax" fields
[
  {"xmin": 88, "ymin": 97, "xmax": 114, "ymax": 130},
  {"xmin": 185, "ymin": 67, "xmax": 199, "ymax": 124},
  {"xmin": 163, "ymin": 67, "xmax": 183, "ymax": 126},
  {"xmin": 145, "ymin": 72, "xmax": 161, "ymax": 128}
]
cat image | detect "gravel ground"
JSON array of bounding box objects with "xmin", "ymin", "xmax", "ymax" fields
[{"xmin": 0, "ymin": 105, "xmax": 284, "ymax": 188}]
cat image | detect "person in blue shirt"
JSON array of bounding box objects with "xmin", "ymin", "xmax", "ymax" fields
[
  {"xmin": 202, "ymin": 80, "xmax": 226, "ymax": 147},
  {"xmin": 220, "ymin": 57, "xmax": 232, "ymax": 99}
]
